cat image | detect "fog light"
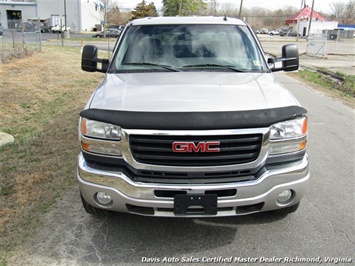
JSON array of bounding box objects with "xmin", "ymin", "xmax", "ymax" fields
[
  {"xmin": 277, "ymin": 189, "xmax": 293, "ymax": 204},
  {"xmin": 96, "ymin": 192, "xmax": 113, "ymax": 206}
]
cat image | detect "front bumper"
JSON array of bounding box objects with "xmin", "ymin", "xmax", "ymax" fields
[{"xmin": 77, "ymin": 153, "xmax": 309, "ymax": 217}]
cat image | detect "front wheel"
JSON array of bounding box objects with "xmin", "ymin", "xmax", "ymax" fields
[{"xmin": 81, "ymin": 193, "xmax": 106, "ymax": 216}]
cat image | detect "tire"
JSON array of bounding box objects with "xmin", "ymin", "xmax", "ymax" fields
[
  {"xmin": 272, "ymin": 202, "xmax": 300, "ymax": 216},
  {"xmin": 80, "ymin": 193, "xmax": 106, "ymax": 216}
]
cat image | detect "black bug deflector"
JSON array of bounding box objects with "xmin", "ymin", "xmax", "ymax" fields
[{"xmin": 80, "ymin": 106, "xmax": 307, "ymax": 130}]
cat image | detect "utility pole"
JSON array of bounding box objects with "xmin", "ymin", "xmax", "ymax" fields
[
  {"xmin": 238, "ymin": 0, "xmax": 243, "ymax": 19},
  {"xmin": 64, "ymin": 0, "xmax": 67, "ymax": 31},
  {"xmin": 296, "ymin": 0, "xmax": 304, "ymax": 41},
  {"xmin": 307, "ymin": 0, "xmax": 315, "ymax": 37},
  {"xmin": 103, "ymin": 0, "xmax": 107, "ymax": 37}
]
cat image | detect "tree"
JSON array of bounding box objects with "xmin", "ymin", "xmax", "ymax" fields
[
  {"xmin": 329, "ymin": 0, "xmax": 355, "ymax": 23},
  {"xmin": 98, "ymin": 0, "xmax": 116, "ymax": 30},
  {"xmin": 329, "ymin": 1, "xmax": 346, "ymax": 20},
  {"xmin": 106, "ymin": 6, "xmax": 132, "ymax": 25},
  {"xmin": 162, "ymin": 0, "xmax": 207, "ymax": 16},
  {"xmin": 343, "ymin": 0, "xmax": 355, "ymax": 23},
  {"xmin": 218, "ymin": 2, "xmax": 239, "ymax": 17},
  {"xmin": 131, "ymin": 0, "xmax": 158, "ymax": 20}
]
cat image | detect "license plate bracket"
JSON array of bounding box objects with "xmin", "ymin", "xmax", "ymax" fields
[{"xmin": 174, "ymin": 194, "xmax": 217, "ymax": 216}]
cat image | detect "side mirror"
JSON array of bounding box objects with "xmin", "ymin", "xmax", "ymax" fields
[
  {"xmin": 270, "ymin": 44, "xmax": 299, "ymax": 72},
  {"xmin": 281, "ymin": 44, "xmax": 299, "ymax": 71},
  {"xmin": 82, "ymin": 45, "xmax": 98, "ymax": 72},
  {"xmin": 81, "ymin": 45, "xmax": 109, "ymax": 73}
]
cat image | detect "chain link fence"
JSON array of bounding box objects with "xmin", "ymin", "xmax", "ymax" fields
[
  {"xmin": 307, "ymin": 29, "xmax": 354, "ymax": 58},
  {"xmin": 0, "ymin": 20, "xmax": 42, "ymax": 63},
  {"xmin": 306, "ymin": 33, "xmax": 327, "ymax": 58}
]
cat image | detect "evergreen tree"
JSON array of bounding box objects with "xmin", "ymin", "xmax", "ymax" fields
[
  {"xmin": 131, "ymin": 0, "xmax": 158, "ymax": 20},
  {"xmin": 162, "ymin": 0, "xmax": 207, "ymax": 16}
]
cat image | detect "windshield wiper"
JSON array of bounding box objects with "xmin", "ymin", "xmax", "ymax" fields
[
  {"xmin": 124, "ymin": 62, "xmax": 181, "ymax": 72},
  {"xmin": 182, "ymin": 64, "xmax": 247, "ymax": 72}
]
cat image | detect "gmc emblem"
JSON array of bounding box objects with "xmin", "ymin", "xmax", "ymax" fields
[{"xmin": 172, "ymin": 141, "xmax": 220, "ymax": 153}]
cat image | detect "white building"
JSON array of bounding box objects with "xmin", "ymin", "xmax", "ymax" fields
[
  {"xmin": 0, "ymin": 0, "xmax": 106, "ymax": 32},
  {"xmin": 286, "ymin": 6, "xmax": 339, "ymax": 36},
  {"xmin": 288, "ymin": 21, "xmax": 339, "ymax": 36}
]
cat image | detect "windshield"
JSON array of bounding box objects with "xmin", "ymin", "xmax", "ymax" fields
[{"xmin": 110, "ymin": 24, "xmax": 267, "ymax": 73}]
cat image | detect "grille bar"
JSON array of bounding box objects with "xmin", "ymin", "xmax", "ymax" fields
[{"xmin": 130, "ymin": 134, "xmax": 262, "ymax": 166}]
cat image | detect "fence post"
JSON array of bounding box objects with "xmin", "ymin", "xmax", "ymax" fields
[{"xmin": 38, "ymin": 17, "xmax": 42, "ymax": 52}]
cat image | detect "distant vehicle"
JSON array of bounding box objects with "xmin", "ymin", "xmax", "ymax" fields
[
  {"xmin": 280, "ymin": 29, "xmax": 298, "ymax": 37},
  {"xmin": 52, "ymin": 25, "xmax": 70, "ymax": 33},
  {"xmin": 109, "ymin": 25, "xmax": 125, "ymax": 31},
  {"xmin": 92, "ymin": 29, "xmax": 121, "ymax": 38},
  {"xmin": 254, "ymin": 29, "xmax": 260, "ymax": 34},
  {"xmin": 269, "ymin": 29, "xmax": 280, "ymax": 36},
  {"xmin": 40, "ymin": 23, "xmax": 51, "ymax": 33},
  {"xmin": 17, "ymin": 22, "xmax": 36, "ymax": 32},
  {"xmin": 260, "ymin": 28, "xmax": 269, "ymax": 34}
]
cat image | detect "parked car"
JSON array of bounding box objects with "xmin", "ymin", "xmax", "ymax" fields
[
  {"xmin": 109, "ymin": 25, "xmax": 125, "ymax": 31},
  {"xmin": 260, "ymin": 27, "xmax": 269, "ymax": 34},
  {"xmin": 40, "ymin": 23, "xmax": 51, "ymax": 33},
  {"xmin": 280, "ymin": 29, "xmax": 298, "ymax": 37},
  {"xmin": 52, "ymin": 25, "xmax": 70, "ymax": 33},
  {"xmin": 17, "ymin": 22, "xmax": 36, "ymax": 32},
  {"xmin": 269, "ymin": 29, "xmax": 280, "ymax": 36},
  {"xmin": 92, "ymin": 29, "xmax": 121, "ymax": 38}
]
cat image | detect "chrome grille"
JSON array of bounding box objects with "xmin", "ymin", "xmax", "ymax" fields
[{"xmin": 129, "ymin": 134, "xmax": 262, "ymax": 166}]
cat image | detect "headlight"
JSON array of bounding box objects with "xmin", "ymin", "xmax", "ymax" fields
[
  {"xmin": 81, "ymin": 118, "xmax": 121, "ymax": 140},
  {"xmin": 270, "ymin": 117, "xmax": 307, "ymax": 139},
  {"xmin": 80, "ymin": 118, "xmax": 122, "ymax": 156},
  {"xmin": 269, "ymin": 117, "xmax": 307, "ymax": 156}
]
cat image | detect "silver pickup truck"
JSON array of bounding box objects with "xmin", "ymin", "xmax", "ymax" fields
[{"xmin": 78, "ymin": 16, "xmax": 309, "ymax": 217}]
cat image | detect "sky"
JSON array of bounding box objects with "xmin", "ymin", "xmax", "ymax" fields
[{"xmin": 115, "ymin": 0, "xmax": 350, "ymax": 14}]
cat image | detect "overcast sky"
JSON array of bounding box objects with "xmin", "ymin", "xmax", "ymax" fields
[{"xmin": 115, "ymin": 0, "xmax": 349, "ymax": 14}]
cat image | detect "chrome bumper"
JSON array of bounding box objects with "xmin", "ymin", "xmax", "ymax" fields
[{"xmin": 77, "ymin": 153, "xmax": 309, "ymax": 217}]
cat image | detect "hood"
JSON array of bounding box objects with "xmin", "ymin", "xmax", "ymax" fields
[{"xmin": 88, "ymin": 72, "xmax": 299, "ymax": 112}]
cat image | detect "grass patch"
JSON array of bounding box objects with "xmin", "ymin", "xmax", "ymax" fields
[
  {"xmin": 289, "ymin": 69, "xmax": 355, "ymax": 107},
  {"xmin": 0, "ymin": 45, "xmax": 103, "ymax": 260}
]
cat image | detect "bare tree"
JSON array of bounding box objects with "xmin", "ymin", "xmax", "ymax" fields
[
  {"xmin": 106, "ymin": 6, "xmax": 133, "ymax": 26},
  {"xmin": 329, "ymin": 1, "xmax": 346, "ymax": 20},
  {"xmin": 218, "ymin": 2, "xmax": 238, "ymax": 17},
  {"xmin": 343, "ymin": 0, "xmax": 355, "ymax": 23},
  {"xmin": 329, "ymin": 0, "xmax": 355, "ymax": 23}
]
